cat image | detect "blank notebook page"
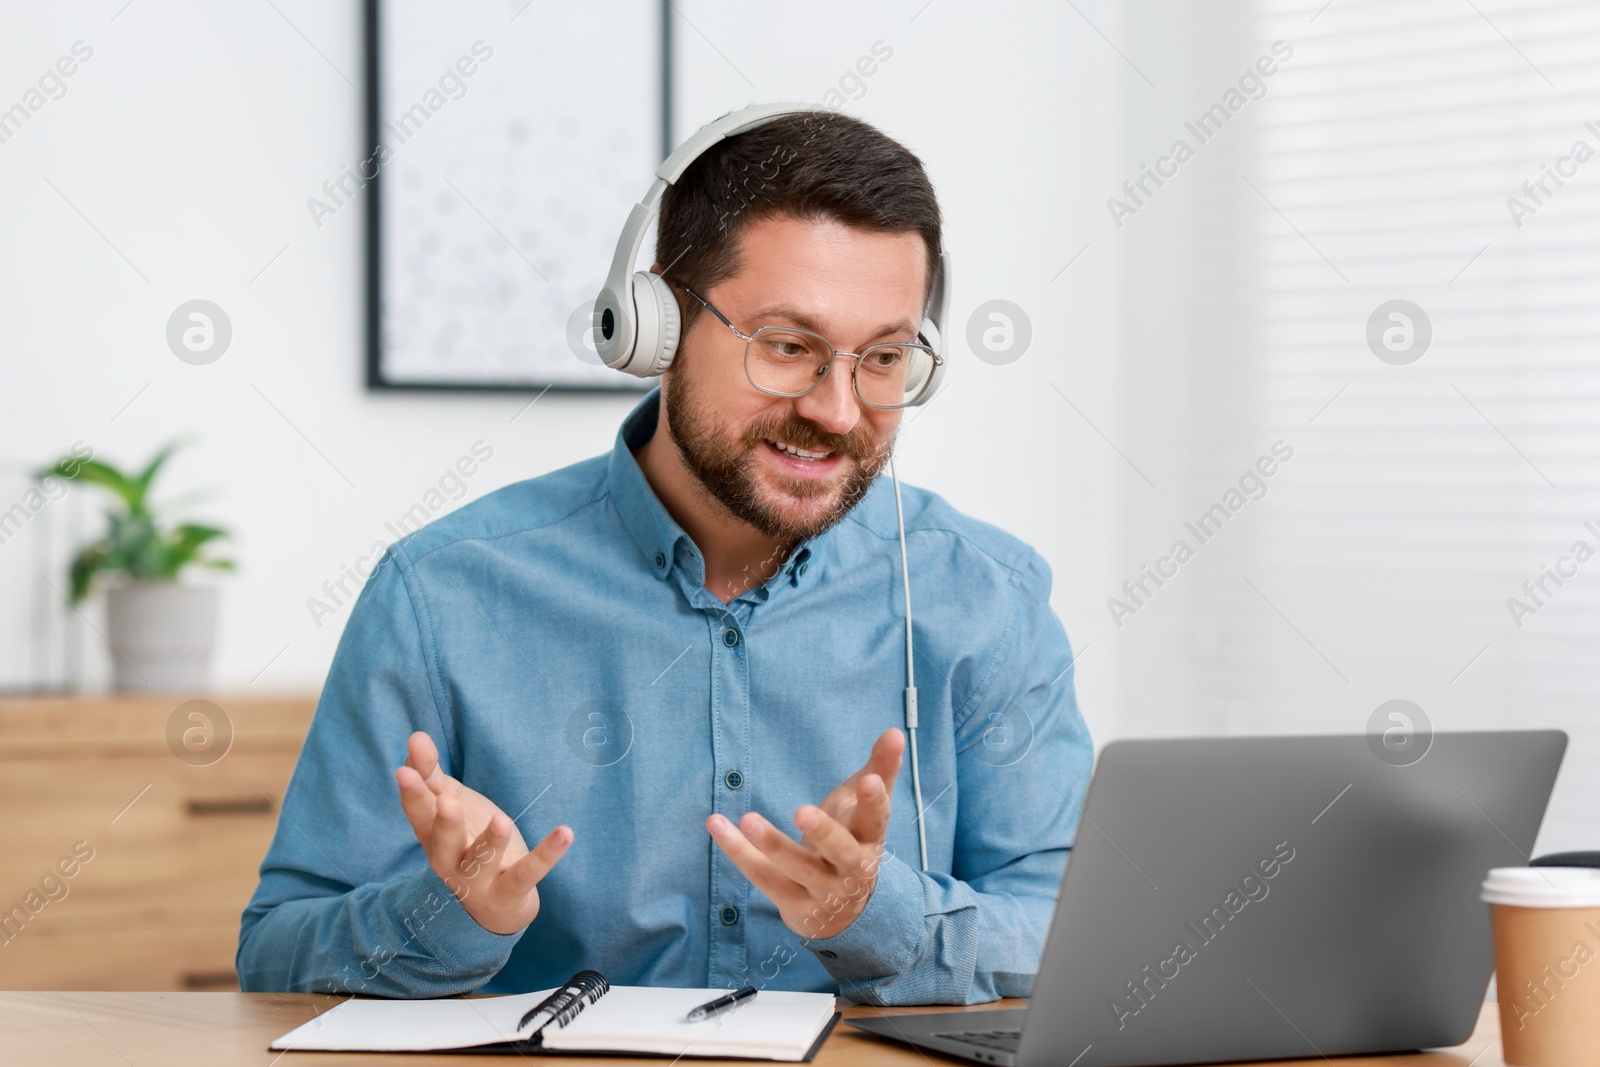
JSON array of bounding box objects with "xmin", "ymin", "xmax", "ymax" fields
[
  {"xmin": 269, "ymin": 989, "xmax": 555, "ymax": 1051},
  {"xmin": 542, "ymin": 986, "xmax": 837, "ymax": 1059}
]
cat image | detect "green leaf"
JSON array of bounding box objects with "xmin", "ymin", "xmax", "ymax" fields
[
  {"xmin": 68, "ymin": 543, "xmax": 107, "ymax": 603},
  {"xmin": 172, "ymin": 522, "xmax": 228, "ymax": 546},
  {"xmin": 165, "ymin": 523, "xmax": 230, "ymax": 570},
  {"xmin": 46, "ymin": 459, "xmax": 143, "ymax": 511},
  {"xmin": 135, "ymin": 440, "xmax": 187, "ymax": 505}
]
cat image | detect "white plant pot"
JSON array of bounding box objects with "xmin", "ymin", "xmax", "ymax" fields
[{"xmin": 104, "ymin": 583, "xmax": 219, "ymax": 692}]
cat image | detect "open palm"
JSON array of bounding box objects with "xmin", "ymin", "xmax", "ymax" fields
[{"xmin": 395, "ymin": 732, "xmax": 573, "ymax": 935}]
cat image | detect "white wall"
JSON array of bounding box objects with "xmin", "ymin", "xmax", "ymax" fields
[{"xmin": 0, "ymin": 0, "xmax": 1128, "ymax": 744}]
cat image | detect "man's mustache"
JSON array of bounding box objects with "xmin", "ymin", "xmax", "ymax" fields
[{"xmin": 747, "ymin": 423, "xmax": 869, "ymax": 458}]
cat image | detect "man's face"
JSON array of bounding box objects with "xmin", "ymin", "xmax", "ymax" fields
[{"xmin": 660, "ymin": 214, "xmax": 928, "ymax": 544}]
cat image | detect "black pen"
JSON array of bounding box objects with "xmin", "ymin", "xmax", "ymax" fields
[{"xmin": 684, "ymin": 986, "xmax": 758, "ymax": 1022}]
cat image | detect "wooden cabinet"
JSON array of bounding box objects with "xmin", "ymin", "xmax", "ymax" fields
[{"xmin": 0, "ymin": 695, "xmax": 314, "ymax": 990}]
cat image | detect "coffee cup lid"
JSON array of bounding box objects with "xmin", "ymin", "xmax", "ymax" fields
[{"xmin": 1482, "ymin": 866, "xmax": 1600, "ymax": 908}]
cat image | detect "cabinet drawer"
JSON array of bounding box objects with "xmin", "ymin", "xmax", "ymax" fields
[
  {"xmin": 0, "ymin": 695, "xmax": 314, "ymax": 989},
  {"xmin": 0, "ymin": 752, "xmax": 296, "ymax": 931}
]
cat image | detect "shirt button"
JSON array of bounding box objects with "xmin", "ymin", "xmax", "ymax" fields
[
  {"xmin": 654, "ymin": 552, "xmax": 665, "ymax": 569},
  {"xmin": 724, "ymin": 769, "xmax": 744, "ymax": 790},
  {"xmin": 818, "ymin": 949, "xmax": 838, "ymax": 959},
  {"xmin": 797, "ymin": 562, "xmax": 808, "ymax": 576},
  {"xmin": 720, "ymin": 905, "xmax": 739, "ymax": 925},
  {"xmin": 722, "ymin": 629, "xmax": 740, "ymax": 647}
]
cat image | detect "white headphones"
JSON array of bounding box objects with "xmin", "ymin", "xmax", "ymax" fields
[{"xmin": 592, "ymin": 101, "xmax": 951, "ymax": 406}]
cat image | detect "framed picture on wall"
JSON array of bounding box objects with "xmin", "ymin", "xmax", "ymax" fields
[{"xmin": 364, "ymin": 0, "xmax": 669, "ymax": 392}]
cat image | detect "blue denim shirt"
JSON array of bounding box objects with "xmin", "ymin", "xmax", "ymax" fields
[{"xmin": 237, "ymin": 385, "xmax": 1092, "ymax": 1005}]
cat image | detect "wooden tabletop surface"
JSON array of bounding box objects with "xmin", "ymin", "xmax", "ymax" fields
[{"xmin": 0, "ymin": 991, "xmax": 1506, "ymax": 1066}]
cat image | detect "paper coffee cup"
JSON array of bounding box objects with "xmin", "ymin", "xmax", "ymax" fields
[{"xmin": 1482, "ymin": 867, "xmax": 1600, "ymax": 1067}]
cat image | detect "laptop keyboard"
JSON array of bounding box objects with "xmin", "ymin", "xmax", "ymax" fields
[{"xmin": 934, "ymin": 1028, "xmax": 1023, "ymax": 1053}]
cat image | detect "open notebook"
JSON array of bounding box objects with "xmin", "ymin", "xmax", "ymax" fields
[{"xmin": 270, "ymin": 971, "xmax": 840, "ymax": 1061}]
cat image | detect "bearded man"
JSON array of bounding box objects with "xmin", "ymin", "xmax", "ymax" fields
[{"xmin": 237, "ymin": 109, "xmax": 1091, "ymax": 1007}]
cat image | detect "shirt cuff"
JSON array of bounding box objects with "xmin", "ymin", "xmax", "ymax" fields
[
  {"xmin": 802, "ymin": 850, "xmax": 924, "ymax": 992},
  {"xmin": 393, "ymin": 866, "xmax": 525, "ymax": 982}
]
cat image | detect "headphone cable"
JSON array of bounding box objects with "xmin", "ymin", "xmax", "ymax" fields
[{"xmin": 889, "ymin": 456, "xmax": 930, "ymax": 872}]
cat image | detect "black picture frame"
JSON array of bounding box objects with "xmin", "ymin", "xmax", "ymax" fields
[{"xmin": 363, "ymin": 0, "xmax": 673, "ymax": 394}]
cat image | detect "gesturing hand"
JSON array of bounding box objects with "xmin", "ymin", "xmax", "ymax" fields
[
  {"xmin": 707, "ymin": 728, "xmax": 904, "ymax": 940},
  {"xmin": 395, "ymin": 731, "xmax": 572, "ymax": 935}
]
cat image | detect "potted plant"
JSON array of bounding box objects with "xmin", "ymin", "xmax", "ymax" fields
[{"xmin": 42, "ymin": 441, "xmax": 234, "ymax": 691}]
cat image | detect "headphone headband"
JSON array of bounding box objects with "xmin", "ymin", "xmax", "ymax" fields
[
  {"xmin": 655, "ymin": 101, "xmax": 825, "ymax": 185},
  {"xmin": 593, "ymin": 103, "xmax": 950, "ymax": 405}
]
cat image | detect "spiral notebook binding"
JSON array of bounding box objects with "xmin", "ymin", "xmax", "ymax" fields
[{"xmin": 517, "ymin": 969, "xmax": 610, "ymax": 1035}]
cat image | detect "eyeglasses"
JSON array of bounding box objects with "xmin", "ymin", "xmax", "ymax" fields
[{"xmin": 670, "ymin": 281, "xmax": 941, "ymax": 410}]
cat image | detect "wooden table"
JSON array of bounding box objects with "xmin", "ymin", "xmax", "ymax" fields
[{"xmin": 0, "ymin": 992, "xmax": 1506, "ymax": 1065}]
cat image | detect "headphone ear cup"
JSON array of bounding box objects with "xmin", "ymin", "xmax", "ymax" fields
[{"xmin": 629, "ymin": 271, "xmax": 681, "ymax": 377}]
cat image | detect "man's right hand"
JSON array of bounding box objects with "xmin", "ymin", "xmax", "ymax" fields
[{"xmin": 395, "ymin": 731, "xmax": 572, "ymax": 935}]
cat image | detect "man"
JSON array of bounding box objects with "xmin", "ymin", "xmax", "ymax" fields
[{"xmin": 237, "ymin": 109, "xmax": 1092, "ymax": 1006}]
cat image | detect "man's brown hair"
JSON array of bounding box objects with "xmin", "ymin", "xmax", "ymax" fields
[{"xmin": 654, "ymin": 110, "xmax": 943, "ymax": 332}]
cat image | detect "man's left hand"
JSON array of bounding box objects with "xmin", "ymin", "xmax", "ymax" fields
[{"xmin": 707, "ymin": 728, "xmax": 905, "ymax": 940}]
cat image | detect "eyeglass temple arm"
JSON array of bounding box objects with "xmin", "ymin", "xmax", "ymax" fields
[{"xmin": 667, "ymin": 280, "xmax": 746, "ymax": 338}]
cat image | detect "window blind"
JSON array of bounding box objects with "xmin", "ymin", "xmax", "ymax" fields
[{"xmin": 1185, "ymin": 0, "xmax": 1600, "ymax": 847}]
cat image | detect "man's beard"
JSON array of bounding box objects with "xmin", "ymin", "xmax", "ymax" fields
[{"xmin": 661, "ymin": 357, "xmax": 894, "ymax": 545}]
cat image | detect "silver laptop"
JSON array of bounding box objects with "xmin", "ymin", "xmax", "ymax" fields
[{"xmin": 847, "ymin": 731, "xmax": 1566, "ymax": 1067}]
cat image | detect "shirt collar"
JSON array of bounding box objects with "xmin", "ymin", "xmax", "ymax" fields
[{"xmin": 606, "ymin": 385, "xmax": 828, "ymax": 601}]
